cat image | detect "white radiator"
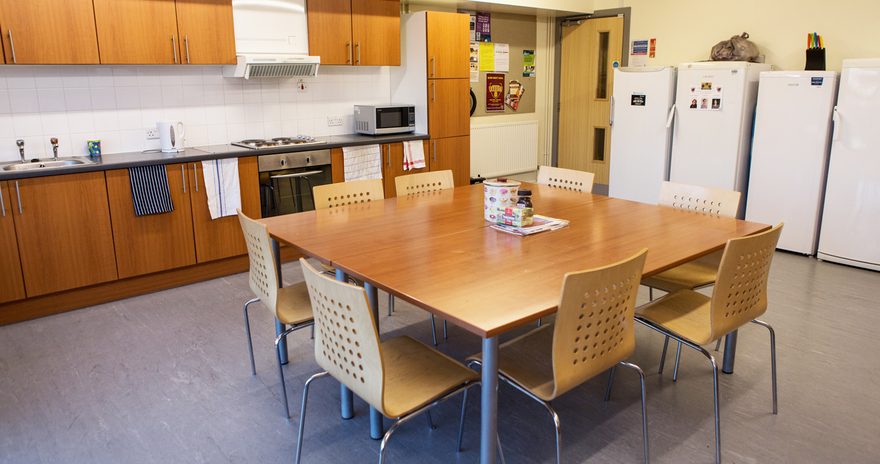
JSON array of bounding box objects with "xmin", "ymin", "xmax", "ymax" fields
[{"xmin": 470, "ymin": 121, "xmax": 538, "ymax": 178}]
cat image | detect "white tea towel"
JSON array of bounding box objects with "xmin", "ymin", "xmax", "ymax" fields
[
  {"xmin": 201, "ymin": 158, "xmax": 241, "ymax": 220},
  {"xmin": 343, "ymin": 145, "xmax": 383, "ymax": 181},
  {"xmin": 403, "ymin": 140, "xmax": 426, "ymax": 171}
]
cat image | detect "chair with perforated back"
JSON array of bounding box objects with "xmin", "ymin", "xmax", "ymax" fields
[
  {"xmin": 634, "ymin": 224, "xmax": 783, "ymax": 464},
  {"xmin": 468, "ymin": 249, "xmax": 650, "ymax": 464},
  {"xmin": 393, "ymin": 170, "xmax": 454, "ymax": 345},
  {"xmin": 313, "ymin": 178, "xmax": 385, "ymax": 209},
  {"xmin": 536, "ymin": 165, "xmax": 595, "ymax": 193},
  {"xmin": 641, "ymin": 181, "xmax": 742, "ymax": 379},
  {"xmin": 238, "ymin": 211, "xmax": 314, "ymax": 419},
  {"xmin": 295, "ymin": 259, "xmax": 480, "ymax": 464}
]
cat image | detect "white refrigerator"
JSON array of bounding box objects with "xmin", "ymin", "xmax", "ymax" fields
[
  {"xmin": 609, "ymin": 67, "xmax": 677, "ymax": 204},
  {"xmin": 818, "ymin": 59, "xmax": 880, "ymax": 271},
  {"xmin": 745, "ymin": 71, "xmax": 839, "ymax": 255},
  {"xmin": 670, "ymin": 61, "xmax": 771, "ymax": 217}
]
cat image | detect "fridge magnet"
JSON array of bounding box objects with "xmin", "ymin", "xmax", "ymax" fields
[
  {"xmin": 689, "ymin": 98, "xmax": 698, "ymax": 109},
  {"xmin": 711, "ymin": 98, "xmax": 722, "ymax": 110},
  {"xmin": 506, "ymin": 80, "xmax": 524, "ymax": 111},
  {"xmin": 649, "ymin": 38, "xmax": 656, "ymax": 58},
  {"xmin": 631, "ymin": 94, "xmax": 646, "ymax": 106},
  {"xmin": 470, "ymin": 43, "xmax": 480, "ymax": 82},
  {"xmin": 486, "ymin": 73, "xmax": 505, "ymax": 111},
  {"xmin": 476, "ymin": 12, "xmax": 491, "ymax": 42},
  {"xmin": 523, "ymin": 50, "xmax": 536, "ymax": 77}
]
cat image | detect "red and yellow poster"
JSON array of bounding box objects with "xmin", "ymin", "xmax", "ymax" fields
[{"xmin": 486, "ymin": 73, "xmax": 505, "ymax": 112}]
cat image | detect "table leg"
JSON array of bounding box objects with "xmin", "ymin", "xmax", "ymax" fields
[
  {"xmin": 271, "ymin": 239, "xmax": 288, "ymax": 365},
  {"xmin": 335, "ymin": 268, "xmax": 355, "ymax": 420},
  {"xmin": 364, "ymin": 281, "xmax": 384, "ymax": 440},
  {"xmin": 722, "ymin": 330, "xmax": 738, "ymax": 374},
  {"xmin": 481, "ymin": 336, "xmax": 499, "ymax": 464}
]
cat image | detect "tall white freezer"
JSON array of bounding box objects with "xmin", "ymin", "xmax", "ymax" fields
[
  {"xmin": 608, "ymin": 67, "xmax": 677, "ymax": 204},
  {"xmin": 818, "ymin": 59, "xmax": 880, "ymax": 271},
  {"xmin": 670, "ymin": 61, "xmax": 771, "ymax": 217},
  {"xmin": 745, "ymin": 71, "xmax": 838, "ymax": 255}
]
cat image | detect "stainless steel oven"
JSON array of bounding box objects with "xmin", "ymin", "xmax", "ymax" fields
[{"xmin": 258, "ymin": 149, "xmax": 332, "ymax": 217}]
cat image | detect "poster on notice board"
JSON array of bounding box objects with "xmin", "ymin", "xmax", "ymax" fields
[{"xmin": 486, "ymin": 73, "xmax": 505, "ymax": 111}]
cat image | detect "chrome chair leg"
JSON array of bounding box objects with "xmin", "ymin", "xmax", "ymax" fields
[
  {"xmin": 295, "ymin": 371, "xmax": 330, "ymax": 464},
  {"xmin": 243, "ymin": 297, "xmax": 260, "ymax": 375},
  {"xmin": 618, "ymin": 361, "xmax": 650, "ymax": 464},
  {"xmin": 274, "ymin": 322, "xmax": 314, "ymax": 419},
  {"xmin": 695, "ymin": 346, "xmax": 722, "ymax": 464},
  {"xmin": 443, "ymin": 320, "xmax": 448, "ymax": 340},
  {"xmin": 649, "ymin": 287, "xmax": 654, "ymax": 301},
  {"xmin": 387, "ymin": 293, "xmax": 394, "ymax": 316},
  {"xmin": 672, "ymin": 341, "xmax": 683, "ymax": 382},
  {"xmin": 603, "ymin": 365, "xmax": 617, "ymax": 401},
  {"xmin": 431, "ymin": 314, "xmax": 439, "ymax": 346},
  {"xmin": 658, "ymin": 336, "xmax": 670, "ymax": 374},
  {"xmin": 752, "ymin": 319, "xmax": 778, "ymax": 414},
  {"xmin": 456, "ymin": 387, "xmax": 469, "ymax": 451},
  {"xmin": 425, "ymin": 410, "xmax": 437, "ymax": 430},
  {"xmin": 714, "ymin": 338, "xmax": 722, "ymax": 352}
]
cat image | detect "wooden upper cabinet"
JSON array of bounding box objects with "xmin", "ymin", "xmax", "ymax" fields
[
  {"xmin": 426, "ymin": 11, "xmax": 469, "ymax": 79},
  {"xmin": 0, "ymin": 181, "xmax": 25, "ymax": 303},
  {"xmin": 307, "ymin": 0, "xmax": 353, "ymax": 65},
  {"xmin": 106, "ymin": 165, "xmax": 196, "ymax": 279},
  {"xmin": 93, "ymin": 0, "xmax": 180, "ymax": 64},
  {"xmin": 351, "ymin": 0, "xmax": 400, "ymax": 66},
  {"xmin": 12, "ymin": 173, "xmax": 118, "ymax": 297},
  {"xmin": 189, "ymin": 157, "xmax": 261, "ymax": 263},
  {"xmin": 0, "ymin": 0, "xmax": 99, "ymax": 64},
  {"xmin": 175, "ymin": 0, "xmax": 237, "ymax": 64},
  {"xmin": 429, "ymin": 78, "xmax": 471, "ymax": 139},
  {"xmin": 429, "ymin": 135, "xmax": 470, "ymax": 187}
]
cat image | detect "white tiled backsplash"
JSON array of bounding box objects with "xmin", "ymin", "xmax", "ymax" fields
[{"xmin": 0, "ymin": 65, "xmax": 392, "ymax": 162}]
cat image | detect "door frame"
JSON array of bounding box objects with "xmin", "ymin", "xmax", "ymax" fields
[{"xmin": 551, "ymin": 8, "xmax": 630, "ymax": 170}]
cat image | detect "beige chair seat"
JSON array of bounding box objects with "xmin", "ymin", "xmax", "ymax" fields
[
  {"xmin": 641, "ymin": 251, "xmax": 721, "ymax": 293},
  {"xmin": 276, "ymin": 283, "xmax": 314, "ymax": 326},
  {"xmin": 637, "ymin": 290, "xmax": 715, "ymax": 346},
  {"xmin": 381, "ymin": 336, "xmax": 479, "ymax": 418}
]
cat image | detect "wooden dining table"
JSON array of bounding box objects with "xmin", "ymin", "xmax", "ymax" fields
[{"xmin": 260, "ymin": 182, "xmax": 769, "ymax": 464}]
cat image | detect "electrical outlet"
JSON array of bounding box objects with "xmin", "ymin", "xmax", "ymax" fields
[
  {"xmin": 145, "ymin": 127, "xmax": 159, "ymax": 139},
  {"xmin": 327, "ymin": 116, "xmax": 344, "ymax": 127}
]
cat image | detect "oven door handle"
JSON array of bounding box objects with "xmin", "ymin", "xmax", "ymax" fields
[{"xmin": 270, "ymin": 170, "xmax": 325, "ymax": 179}]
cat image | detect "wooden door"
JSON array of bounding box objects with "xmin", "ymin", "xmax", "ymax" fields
[
  {"xmin": 426, "ymin": 11, "xmax": 469, "ymax": 79},
  {"xmin": 429, "ymin": 78, "xmax": 471, "ymax": 139},
  {"xmin": 307, "ymin": 0, "xmax": 353, "ymax": 65},
  {"xmin": 0, "ymin": 182, "xmax": 25, "ymax": 303},
  {"xmin": 351, "ymin": 0, "xmax": 400, "ymax": 66},
  {"xmin": 0, "ymin": 0, "xmax": 99, "ymax": 64},
  {"xmin": 429, "ymin": 136, "xmax": 470, "ymax": 187},
  {"xmin": 557, "ymin": 16, "xmax": 623, "ymax": 185},
  {"xmin": 106, "ymin": 165, "xmax": 196, "ymax": 278},
  {"xmin": 12, "ymin": 173, "xmax": 118, "ymax": 297},
  {"xmin": 381, "ymin": 142, "xmax": 431, "ymax": 197},
  {"xmin": 175, "ymin": 0, "xmax": 236, "ymax": 64},
  {"xmin": 93, "ymin": 0, "xmax": 180, "ymax": 64},
  {"xmin": 190, "ymin": 157, "xmax": 261, "ymax": 263}
]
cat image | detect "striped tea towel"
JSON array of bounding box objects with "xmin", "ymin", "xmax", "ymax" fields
[
  {"xmin": 201, "ymin": 158, "xmax": 241, "ymax": 220},
  {"xmin": 343, "ymin": 145, "xmax": 383, "ymax": 181},
  {"xmin": 402, "ymin": 140, "xmax": 426, "ymax": 171},
  {"xmin": 128, "ymin": 165, "xmax": 174, "ymax": 216}
]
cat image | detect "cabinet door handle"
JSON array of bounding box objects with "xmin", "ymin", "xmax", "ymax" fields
[
  {"xmin": 386, "ymin": 145, "xmax": 391, "ymax": 166},
  {"xmin": 356, "ymin": 42, "xmax": 361, "ymax": 65},
  {"xmin": 430, "ymin": 56, "xmax": 435, "ymax": 77},
  {"xmin": 181, "ymin": 165, "xmax": 187, "ymax": 193},
  {"xmin": 346, "ymin": 42, "xmax": 352, "ymax": 64},
  {"xmin": 7, "ymin": 30, "xmax": 16, "ymax": 64},
  {"xmin": 432, "ymin": 141, "xmax": 437, "ymax": 162},
  {"xmin": 184, "ymin": 34, "xmax": 191, "ymax": 64},
  {"xmin": 14, "ymin": 181, "xmax": 22, "ymax": 214},
  {"xmin": 171, "ymin": 35, "xmax": 179, "ymax": 64},
  {"xmin": 0, "ymin": 183, "xmax": 5, "ymax": 217},
  {"xmin": 192, "ymin": 163, "xmax": 199, "ymax": 192}
]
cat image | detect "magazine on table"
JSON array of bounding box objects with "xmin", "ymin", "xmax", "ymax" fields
[{"xmin": 491, "ymin": 215, "xmax": 569, "ymax": 236}]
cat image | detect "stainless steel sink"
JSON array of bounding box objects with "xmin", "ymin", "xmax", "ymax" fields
[{"xmin": 2, "ymin": 157, "xmax": 96, "ymax": 171}]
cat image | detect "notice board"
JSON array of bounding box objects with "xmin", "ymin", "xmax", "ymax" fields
[{"xmin": 469, "ymin": 12, "xmax": 537, "ymax": 117}]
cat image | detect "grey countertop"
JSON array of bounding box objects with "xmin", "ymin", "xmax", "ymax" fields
[{"xmin": 0, "ymin": 133, "xmax": 429, "ymax": 181}]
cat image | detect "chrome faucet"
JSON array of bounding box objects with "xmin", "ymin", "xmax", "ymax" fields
[
  {"xmin": 16, "ymin": 139, "xmax": 25, "ymax": 162},
  {"xmin": 50, "ymin": 138, "xmax": 59, "ymax": 160}
]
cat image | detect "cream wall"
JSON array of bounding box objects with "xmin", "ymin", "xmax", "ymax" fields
[{"xmin": 593, "ymin": 0, "xmax": 880, "ymax": 71}]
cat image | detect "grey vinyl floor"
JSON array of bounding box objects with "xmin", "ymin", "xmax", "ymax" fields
[{"xmin": 1, "ymin": 252, "xmax": 879, "ymax": 463}]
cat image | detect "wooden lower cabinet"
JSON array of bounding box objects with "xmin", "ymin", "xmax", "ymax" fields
[
  {"xmin": 11, "ymin": 172, "xmax": 118, "ymax": 297},
  {"xmin": 189, "ymin": 157, "xmax": 261, "ymax": 263},
  {"xmin": 382, "ymin": 141, "xmax": 431, "ymax": 197},
  {"xmin": 106, "ymin": 164, "xmax": 196, "ymax": 278},
  {"xmin": 0, "ymin": 182, "xmax": 25, "ymax": 303},
  {"xmin": 429, "ymin": 136, "xmax": 470, "ymax": 187}
]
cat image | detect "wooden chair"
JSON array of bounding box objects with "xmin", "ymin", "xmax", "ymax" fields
[
  {"xmin": 313, "ymin": 178, "xmax": 385, "ymax": 209},
  {"xmin": 394, "ymin": 170, "xmax": 454, "ymax": 345},
  {"xmin": 295, "ymin": 259, "xmax": 480, "ymax": 464},
  {"xmin": 468, "ymin": 249, "xmax": 650, "ymax": 464},
  {"xmin": 634, "ymin": 224, "xmax": 782, "ymax": 464},
  {"xmin": 641, "ymin": 181, "xmax": 742, "ymax": 379},
  {"xmin": 238, "ymin": 210, "xmax": 314, "ymax": 419},
  {"xmin": 536, "ymin": 165, "xmax": 595, "ymax": 193}
]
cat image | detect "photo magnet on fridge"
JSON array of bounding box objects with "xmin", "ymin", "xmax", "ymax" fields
[{"xmin": 631, "ymin": 94, "xmax": 646, "ymax": 106}]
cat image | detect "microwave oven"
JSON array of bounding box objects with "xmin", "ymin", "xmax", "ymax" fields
[{"xmin": 354, "ymin": 105, "xmax": 416, "ymax": 135}]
